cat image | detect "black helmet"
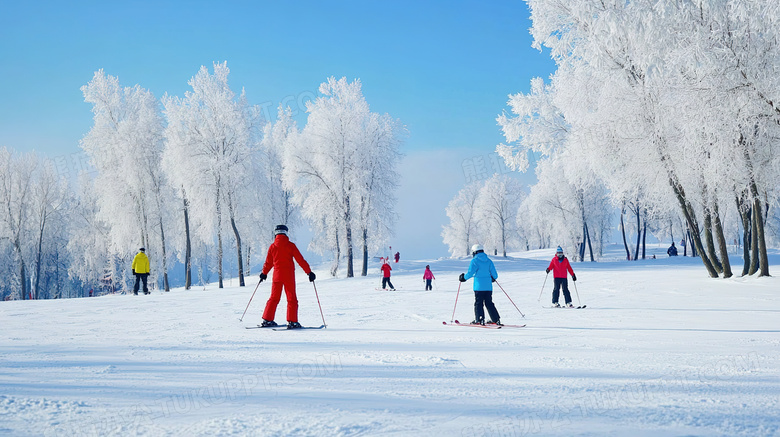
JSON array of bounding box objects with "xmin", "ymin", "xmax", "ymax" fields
[
  {"xmin": 139, "ymin": 247, "xmax": 145, "ymax": 252},
  {"xmin": 274, "ymin": 224, "xmax": 288, "ymax": 235}
]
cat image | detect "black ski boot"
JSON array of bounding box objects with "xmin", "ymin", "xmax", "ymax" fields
[
  {"xmin": 470, "ymin": 318, "xmax": 485, "ymax": 326},
  {"xmin": 287, "ymin": 321, "xmax": 302, "ymax": 329},
  {"xmin": 261, "ymin": 319, "xmax": 278, "ymax": 327}
]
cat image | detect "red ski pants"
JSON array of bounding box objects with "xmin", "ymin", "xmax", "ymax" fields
[{"xmin": 262, "ymin": 279, "xmax": 298, "ymax": 323}]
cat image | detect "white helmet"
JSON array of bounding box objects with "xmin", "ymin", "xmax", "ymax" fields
[{"xmin": 471, "ymin": 244, "xmax": 484, "ymax": 255}]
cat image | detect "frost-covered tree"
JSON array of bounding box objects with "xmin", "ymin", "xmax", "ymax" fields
[
  {"xmin": 352, "ymin": 112, "xmax": 404, "ymax": 276},
  {"xmin": 284, "ymin": 77, "xmax": 402, "ymax": 277},
  {"xmin": 81, "ymin": 70, "xmax": 174, "ymax": 290},
  {"xmin": 475, "ymin": 174, "xmax": 525, "ymax": 257},
  {"xmin": 261, "ymin": 105, "xmax": 298, "ymax": 233},
  {"xmin": 442, "ymin": 181, "xmax": 482, "ymax": 257},
  {"xmin": 500, "ymin": 0, "xmax": 780, "ymax": 277},
  {"xmin": 0, "ymin": 149, "xmax": 38, "ymax": 300},
  {"xmin": 29, "ymin": 160, "xmax": 69, "ymax": 299},
  {"xmin": 0, "ymin": 150, "xmax": 73, "ymax": 300},
  {"xmin": 162, "ymin": 62, "xmax": 261, "ymax": 288}
]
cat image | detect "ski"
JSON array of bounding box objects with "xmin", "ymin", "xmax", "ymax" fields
[
  {"xmin": 443, "ymin": 320, "xmax": 501, "ymax": 329},
  {"xmin": 272, "ymin": 325, "xmax": 326, "ymax": 331},
  {"xmin": 246, "ymin": 324, "xmax": 281, "ymax": 329},
  {"xmin": 487, "ymin": 323, "xmax": 526, "ymax": 328},
  {"xmin": 544, "ymin": 305, "xmax": 587, "ymax": 309}
]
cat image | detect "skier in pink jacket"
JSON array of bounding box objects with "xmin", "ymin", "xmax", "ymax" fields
[
  {"xmin": 423, "ymin": 265, "xmax": 435, "ymax": 291},
  {"xmin": 546, "ymin": 246, "xmax": 577, "ymax": 308}
]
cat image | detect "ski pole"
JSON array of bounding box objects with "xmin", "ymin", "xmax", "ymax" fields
[
  {"xmin": 573, "ymin": 279, "xmax": 582, "ymax": 307},
  {"xmin": 239, "ymin": 278, "xmax": 262, "ymax": 322},
  {"xmin": 495, "ymin": 280, "xmax": 525, "ymax": 318},
  {"xmin": 450, "ymin": 281, "xmax": 462, "ymax": 322},
  {"xmin": 537, "ymin": 272, "xmax": 549, "ymax": 302},
  {"xmin": 312, "ymin": 281, "xmax": 327, "ymax": 327}
]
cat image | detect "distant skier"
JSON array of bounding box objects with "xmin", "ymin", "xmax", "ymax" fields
[
  {"xmin": 394, "ymin": 252, "xmax": 400, "ymax": 263},
  {"xmin": 667, "ymin": 242, "xmax": 678, "ymax": 257},
  {"xmin": 423, "ymin": 265, "xmax": 435, "ymax": 291},
  {"xmin": 380, "ymin": 260, "xmax": 395, "ymax": 291},
  {"xmin": 259, "ymin": 225, "xmax": 316, "ymax": 329},
  {"xmin": 459, "ymin": 244, "xmax": 501, "ymax": 325},
  {"xmin": 546, "ymin": 246, "xmax": 576, "ymax": 308},
  {"xmin": 131, "ymin": 247, "xmax": 150, "ymax": 295}
]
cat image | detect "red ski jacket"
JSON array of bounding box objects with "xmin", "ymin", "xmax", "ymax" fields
[
  {"xmin": 547, "ymin": 256, "xmax": 574, "ymax": 279},
  {"xmin": 381, "ymin": 263, "xmax": 392, "ymax": 278},
  {"xmin": 262, "ymin": 234, "xmax": 311, "ymax": 282}
]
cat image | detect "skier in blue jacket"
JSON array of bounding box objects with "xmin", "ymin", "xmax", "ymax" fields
[{"xmin": 459, "ymin": 244, "xmax": 501, "ymax": 325}]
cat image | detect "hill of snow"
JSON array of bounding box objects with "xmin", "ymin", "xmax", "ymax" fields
[{"xmin": 1, "ymin": 245, "xmax": 779, "ymax": 436}]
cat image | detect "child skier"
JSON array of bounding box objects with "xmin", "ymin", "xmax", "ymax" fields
[
  {"xmin": 546, "ymin": 246, "xmax": 577, "ymax": 308},
  {"xmin": 380, "ymin": 260, "xmax": 395, "ymax": 291},
  {"xmin": 423, "ymin": 265, "xmax": 435, "ymax": 290},
  {"xmin": 259, "ymin": 225, "xmax": 316, "ymax": 329},
  {"xmin": 459, "ymin": 244, "xmax": 501, "ymax": 325}
]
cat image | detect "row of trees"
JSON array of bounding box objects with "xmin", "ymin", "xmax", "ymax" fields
[
  {"xmin": 442, "ymin": 174, "xmax": 526, "ymax": 257},
  {"xmin": 0, "ymin": 63, "xmax": 402, "ymax": 300},
  {"xmin": 495, "ymin": 0, "xmax": 778, "ymax": 277}
]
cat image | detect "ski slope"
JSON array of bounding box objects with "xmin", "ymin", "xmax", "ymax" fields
[{"xmin": 1, "ymin": 245, "xmax": 779, "ymax": 436}]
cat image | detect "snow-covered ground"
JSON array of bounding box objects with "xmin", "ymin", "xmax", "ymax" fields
[{"xmin": 2, "ymin": 245, "xmax": 779, "ymax": 437}]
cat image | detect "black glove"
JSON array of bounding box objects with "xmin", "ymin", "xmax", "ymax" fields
[
  {"xmin": 259, "ymin": 273, "xmax": 267, "ymax": 283},
  {"xmin": 572, "ymin": 273, "xmax": 577, "ymax": 282},
  {"xmin": 132, "ymin": 269, "xmax": 135, "ymax": 275},
  {"xmin": 308, "ymin": 272, "xmax": 316, "ymax": 282},
  {"xmin": 545, "ymin": 268, "xmax": 550, "ymax": 274},
  {"xmin": 491, "ymin": 276, "xmax": 496, "ymax": 283},
  {"xmin": 458, "ymin": 273, "xmax": 466, "ymax": 282}
]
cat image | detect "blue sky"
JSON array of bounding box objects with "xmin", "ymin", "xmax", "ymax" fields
[{"xmin": 0, "ymin": 0, "xmax": 555, "ymax": 260}]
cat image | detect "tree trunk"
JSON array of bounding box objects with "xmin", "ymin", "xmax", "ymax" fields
[
  {"xmin": 703, "ymin": 208, "xmax": 723, "ymax": 274},
  {"xmin": 216, "ymin": 182, "xmax": 224, "ymax": 289},
  {"xmin": 331, "ymin": 228, "xmax": 340, "ymax": 277},
  {"xmin": 620, "ymin": 209, "xmax": 631, "ymax": 261},
  {"xmin": 585, "ymin": 221, "xmax": 594, "ymax": 262},
  {"xmin": 712, "ymin": 201, "xmax": 732, "ymax": 278},
  {"xmin": 741, "ymin": 134, "xmax": 770, "ymax": 276},
  {"xmin": 34, "ymin": 215, "xmax": 46, "ymax": 300},
  {"xmin": 736, "ymin": 196, "xmax": 751, "ymax": 276},
  {"xmin": 642, "ymin": 212, "xmax": 649, "ymax": 259},
  {"xmin": 752, "ymin": 197, "xmax": 770, "ymax": 277},
  {"xmin": 749, "ymin": 205, "xmax": 759, "ymax": 275},
  {"xmin": 230, "ymin": 215, "xmax": 245, "ymax": 287},
  {"xmin": 54, "ymin": 250, "xmax": 61, "ymax": 299},
  {"xmin": 183, "ymin": 193, "xmax": 192, "ymax": 290},
  {"xmin": 345, "ymin": 197, "xmax": 354, "ymax": 278},
  {"xmin": 669, "ymin": 178, "xmax": 718, "ymax": 277},
  {"xmin": 361, "ymin": 228, "xmax": 368, "ymax": 277},
  {"xmin": 159, "ymin": 217, "xmax": 170, "ymax": 291},
  {"xmin": 633, "ymin": 206, "xmax": 641, "ymax": 262},
  {"xmin": 501, "ymin": 220, "xmax": 507, "ymax": 257}
]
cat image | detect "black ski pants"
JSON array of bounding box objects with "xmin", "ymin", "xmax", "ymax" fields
[
  {"xmin": 134, "ymin": 273, "xmax": 149, "ymax": 294},
  {"xmin": 552, "ymin": 277, "xmax": 571, "ymax": 304},
  {"xmin": 425, "ymin": 279, "xmax": 433, "ymax": 290},
  {"xmin": 474, "ymin": 290, "xmax": 500, "ymax": 323},
  {"xmin": 382, "ymin": 277, "xmax": 395, "ymax": 290}
]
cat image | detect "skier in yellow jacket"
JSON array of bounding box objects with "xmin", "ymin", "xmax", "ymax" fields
[{"xmin": 132, "ymin": 247, "xmax": 150, "ymax": 295}]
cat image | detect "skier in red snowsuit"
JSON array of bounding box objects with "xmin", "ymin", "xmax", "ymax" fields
[
  {"xmin": 259, "ymin": 225, "xmax": 316, "ymax": 329},
  {"xmin": 546, "ymin": 246, "xmax": 576, "ymax": 308},
  {"xmin": 380, "ymin": 261, "xmax": 395, "ymax": 290}
]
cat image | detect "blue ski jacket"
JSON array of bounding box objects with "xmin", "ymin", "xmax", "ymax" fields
[{"xmin": 464, "ymin": 252, "xmax": 498, "ymax": 291}]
